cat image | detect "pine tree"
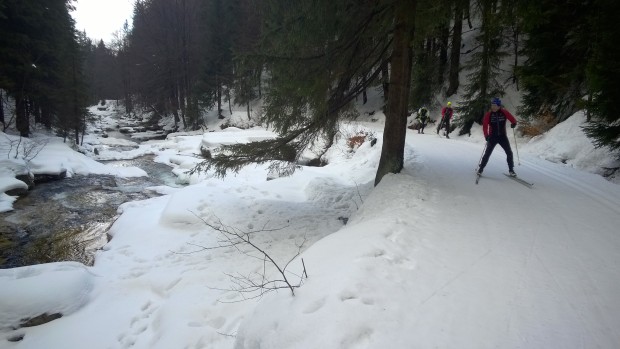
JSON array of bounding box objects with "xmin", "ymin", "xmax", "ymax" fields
[
  {"xmin": 446, "ymin": 0, "xmax": 468, "ymax": 96},
  {"xmin": 0, "ymin": 0, "xmax": 88, "ymax": 138},
  {"xmin": 375, "ymin": 1, "xmax": 416, "ymax": 185},
  {"xmin": 583, "ymin": 0, "xmax": 620, "ymax": 152},
  {"xmin": 231, "ymin": 0, "xmax": 263, "ymax": 120},
  {"xmin": 456, "ymin": 0, "xmax": 508, "ymax": 135},
  {"xmin": 517, "ymin": 0, "xmax": 591, "ymax": 123},
  {"xmin": 200, "ymin": 0, "xmax": 237, "ymax": 119},
  {"xmin": 409, "ymin": 0, "xmax": 453, "ymax": 108}
]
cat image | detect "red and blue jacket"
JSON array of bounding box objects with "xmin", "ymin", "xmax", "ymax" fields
[{"xmin": 482, "ymin": 108, "xmax": 517, "ymax": 138}]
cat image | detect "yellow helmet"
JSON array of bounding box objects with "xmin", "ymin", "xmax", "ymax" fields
[{"xmin": 447, "ymin": 101, "xmax": 452, "ymax": 107}]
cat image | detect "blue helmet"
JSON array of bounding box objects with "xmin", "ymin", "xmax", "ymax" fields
[{"xmin": 491, "ymin": 97, "xmax": 501, "ymax": 106}]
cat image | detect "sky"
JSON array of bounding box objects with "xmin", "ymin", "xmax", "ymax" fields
[
  {"xmin": 1, "ymin": 93, "xmax": 620, "ymax": 348},
  {"xmin": 71, "ymin": 0, "xmax": 134, "ymax": 43}
]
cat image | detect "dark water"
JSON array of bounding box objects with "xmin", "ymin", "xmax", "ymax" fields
[{"xmin": 0, "ymin": 156, "xmax": 182, "ymax": 268}]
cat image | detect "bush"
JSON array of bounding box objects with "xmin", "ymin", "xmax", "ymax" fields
[
  {"xmin": 520, "ymin": 107, "xmax": 558, "ymax": 137},
  {"xmin": 346, "ymin": 130, "xmax": 376, "ymax": 151}
]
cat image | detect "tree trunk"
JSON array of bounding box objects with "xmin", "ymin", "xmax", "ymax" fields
[
  {"xmin": 179, "ymin": 84, "xmax": 188, "ymax": 129},
  {"xmin": 15, "ymin": 95, "xmax": 29, "ymax": 137},
  {"xmin": 32, "ymin": 100, "xmax": 41, "ymax": 125},
  {"xmin": 122, "ymin": 55, "xmax": 132, "ymax": 114},
  {"xmin": 447, "ymin": 0, "xmax": 464, "ymax": 96},
  {"xmin": 257, "ymin": 69, "xmax": 262, "ymax": 98},
  {"xmin": 512, "ymin": 25, "xmax": 519, "ymax": 88},
  {"xmin": 375, "ymin": 1, "xmax": 416, "ymax": 186},
  {"xmin": 217, "ymin": 75, "xmax": 224, "ymax": 119},
  {"xmin": 0, "ymin": 91, "xmax": 4, "ymax": 130},
  {"xmin": 41, "ymin": 103, "xmax": 52, "ymax": 130},
  {"xmin": 381, "ymin": 60, "xmax": 390, "ymax": 103},
  {"xmin": 438, "ymin": 23, "xmax": 449, "ymax": 86}
]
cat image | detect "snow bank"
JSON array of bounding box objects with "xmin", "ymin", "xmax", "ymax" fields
[
  {"xmin": 0, "ymin": 132, "xmax": 148, "ymax": 212},
  {"xmin": 200, "ymin": 127, "xmax": 276, "ymax": 148},
  {"xmin": 0, "ymin": 262, "xmax": 95, "ymax": 330},
  {"xmin": 523, "ymin": 112, "xmax": 619, "ymax": 175},
  {"xmin": 234, "ymin": 174, "xmax": 432, "ymax": 348}
]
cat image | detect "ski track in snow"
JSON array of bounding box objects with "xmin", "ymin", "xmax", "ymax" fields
[
  {"xmin": 402, "ymin": 131, "xmax": 620, "ymax": 348},
  {"xmin": 521, "ymin": 157, "xmax": 620, "ymax": 215}
]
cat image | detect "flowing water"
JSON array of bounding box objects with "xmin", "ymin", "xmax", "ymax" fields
[{"xmin": 0, "ymin": 156, "xmax": 182, "ymax": 268}]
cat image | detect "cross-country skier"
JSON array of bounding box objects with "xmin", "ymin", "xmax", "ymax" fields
[
  {"xmin": 417, "ymin": 107, "xmax": 429, "ymax": 134},
  {"xmin": 477, "ymin": 97, "xmax": 518, "ymax": 176},
  {"xmin": 437, "ymin": 101, "xmax": 453, "ymax": 138}
]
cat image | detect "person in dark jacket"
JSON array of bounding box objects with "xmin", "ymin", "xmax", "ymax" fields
[
  {"xmin": 477, "ymin": 97, "xmax": 518, "ymax": 176},
  {"xmin": 416, "ymin": 107, "xmax": 429, "ymax": 134},
  {"xmin": 437, "ymin": 101, "xmax": 453, "ymax": 138}
]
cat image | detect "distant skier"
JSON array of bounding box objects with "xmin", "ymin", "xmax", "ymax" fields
[
  {"xmin": 416, "ymin": 107, "xmax": 429, "ymax": 134},
  {"xmin": 437, "ymin": 101, "xmax": 453, "ymax": 138},
  {"xmin": 477, "ymin": 97, "xmax": 518, "ymax": 177}
]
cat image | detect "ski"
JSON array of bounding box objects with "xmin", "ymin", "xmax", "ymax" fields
[{"xmin": 504, "ymin": 173, "xmax": 533, "ymax": 188}]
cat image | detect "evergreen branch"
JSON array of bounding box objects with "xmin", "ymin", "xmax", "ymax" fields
[{"xmin": 257, "ymin": 2, "xmax": 392, "ymax": 62}]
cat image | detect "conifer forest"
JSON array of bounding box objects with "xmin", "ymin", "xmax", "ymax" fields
[{"xmin": 1, "ymin": 0, "xmax": 619, "ymax": 184}]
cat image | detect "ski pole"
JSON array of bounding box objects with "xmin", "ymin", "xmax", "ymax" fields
[
  {"xmin": 512, "ymin": 128, "xmax": 521, "ymax": 166},
  {"xmin": 478, "ymin": 141, "xmax": 488, "ymax": 170}
]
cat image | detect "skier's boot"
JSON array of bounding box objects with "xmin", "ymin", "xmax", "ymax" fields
[{"xmin": 508, "ymin": 169, "xmax": 517, "ymax": 177}]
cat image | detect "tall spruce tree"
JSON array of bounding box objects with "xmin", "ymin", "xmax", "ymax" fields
[
  {"xmin": 517, "ymin": 0, "xmax": 591, "ymax": 123},
  {"xmin": 0, "ymin": 0, "xmax": 48, "ymax": 136},
  {"xmin": 446, "ymin": 0, "xmax": 467, "ymax": 96},
  {"xmin": 409, "ymin": 0, "xmax": 453, "ymax": 108},
  {"xmin": 375, "ymin": 1, "xmax": 416, "ymax": 185},
  {"xmin": 200, "ymin": 0, "xmax": 237, "ymax": 119},
  {"xmin": 583, "ymin": 0, "xmax": 620, "ymax": 152},
  {"xmin": 0, "ymin": 0, "xmax": 88, "ymax": 138},
  {"xmin": 456, "ymin": 0, "xmax": 508, "ymax": 135},
  {"xmin": 231, "ymin": 0, "xmax": 263, "ymax": 120}
]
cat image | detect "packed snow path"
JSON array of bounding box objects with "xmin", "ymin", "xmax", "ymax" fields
[{"xmin": 397, "ymin": 132, "xmax": 620, "ymax": 348}]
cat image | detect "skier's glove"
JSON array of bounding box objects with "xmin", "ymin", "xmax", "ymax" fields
[
  {"xmin": 511, "ymin": 123, "xmax": 517, "ymax": 128},
  {"xmin": 485, "ymin": 136, "xmax": 490, "ymax": 141}
]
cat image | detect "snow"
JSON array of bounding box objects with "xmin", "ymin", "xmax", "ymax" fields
[
  {"xmin": 1, "ymin": 104, "xmax": 620, "ymax": 348},
  {"xmin": 0, "ymin": 263, "xmax": 94, "ymax": 331},
  {"xmin": 522, "ymin": 111, "xmax": 619, "ymax": 176}
]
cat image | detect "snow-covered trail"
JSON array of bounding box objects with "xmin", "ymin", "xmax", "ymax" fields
[{"xmin": 400, "ymin": 131, "xmax": 620, "ymax": 348}]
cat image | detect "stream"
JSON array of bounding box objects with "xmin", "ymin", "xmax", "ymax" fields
[{"xmin": 0, "ymin": 156, "xmax": 182, "ymax": 269}]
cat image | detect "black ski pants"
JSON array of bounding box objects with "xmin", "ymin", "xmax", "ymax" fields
[
  {"xmin": 436, "ymin": 118, "xmax": 450, "ymax": 135},
  {"xmin": 479, "ymin": 135, "xmax": 514, "ymax": 171},
  {"xmin": 419, "ymin": 119, "xmax": 427, "ymax": 133}
]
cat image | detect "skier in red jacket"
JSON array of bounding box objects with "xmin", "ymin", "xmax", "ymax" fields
[
  {"xmin": 437, "ymin": 101, "xmax": 453, "ymax": 138},
  {"xmin": 477, "ymin": 97, "xmax": 518, "ymax": 176}
]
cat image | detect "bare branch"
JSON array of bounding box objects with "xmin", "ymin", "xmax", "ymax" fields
[{"xmin": 180, "ymin": 211, "xmax": 309, "ymax": 299}]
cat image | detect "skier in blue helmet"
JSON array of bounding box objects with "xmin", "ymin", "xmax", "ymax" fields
[{"xmin": 477, "ymin": 97, "xmax": 518, "ymax": 176}]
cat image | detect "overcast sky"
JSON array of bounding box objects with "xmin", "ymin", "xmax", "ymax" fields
[{"xmin": 71, "ymin": 0, "xmax": 134, "ymax": 43}]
